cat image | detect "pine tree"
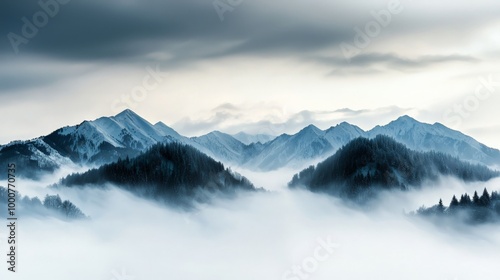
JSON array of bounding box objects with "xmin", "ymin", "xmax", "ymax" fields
[
  {"xmin": 473, "ymin": 191, "xmax": 480, "ymax": 205},
  {"xmin": 459, "ymin": 194, "xmax": 472, "ymax": 206},
  {"xmin": 479, "ymin": 188, "xmax": 491, "ymax": 207},
  {"xmin": 449, "ymin": 195, "xmax": 459, "ymax": 210},
  {"xmin": 437, "ymin": 199, "xmax": 445, "ymax": 213}
]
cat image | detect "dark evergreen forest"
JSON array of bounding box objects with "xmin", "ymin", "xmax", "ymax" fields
[
  {"xmin": 289, "ymin": 136, "xmax": 499, "ymax": 200},
  {"xmin": 60, "ymin": 143, "xmax": 256, "ymax": 205}
]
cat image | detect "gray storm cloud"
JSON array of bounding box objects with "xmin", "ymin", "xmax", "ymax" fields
[{"xmin": 2, "ymin": 0, "xmax": 499, "ymax": 64}]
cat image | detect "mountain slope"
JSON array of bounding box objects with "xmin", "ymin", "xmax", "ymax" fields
[
  {"xmin": 44, "ymin": 109, "xmax": 168, "ymax": 163},
  {"xmin": 368, "ymin": 115, "xmax": 500, "ymax": 167},
  {"xmin": 154, "ymin": 121, "xmax": 183, "ymax": 140},
  {"xmin": 244, "ymin": 125, "xmax": 334, "ymax": 170},
  {"xmin": 0, "ymin": 138, "xmax": 74, "ymax": 179},
  {"xmin": 191, "ymin": 131, "xmax": 250, "ymax": 164},
  {"xmin": 289, "ymin": 136, "xmax": 499, "ymax": 201},
  {"xmin": 323, "ymin": 122, "xmax": 366, "ymax": 150},
  {"xmin": 0, "ymin": 109, "xmax": 181, "ymax": 178}
]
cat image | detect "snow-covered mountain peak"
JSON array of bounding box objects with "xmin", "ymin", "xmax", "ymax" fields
[
  {"xmin": 39, "ymin": 109, "xmax": 169, "ymax": 164},
  {"xmin": 297, "ymin": 124, "xmax": 323, "ymax": 136},
  {"xmin": 322, "ymin": 122, "xmax": 366, "ymax": 150},
  {"xmin": 389, "ymin": 115, "xmax": 420, "ymax": 127},
  {"xmin": 369, "ymin": 115, "xmax": 426, "ymax": 138},
  {"xmin": 114, "ymin": 109, "xmax": 140, "ymax": 119},
  {"xmin": 365, "ymin": 115, "xmax": 500, "ymax": 166},
  {"xmin": 327, "ymin": 122, "xmax": 364, "ymax": 134},
  {"xmin": 112, "ymin": 110, "xmax": 156, "ymax": 132}
]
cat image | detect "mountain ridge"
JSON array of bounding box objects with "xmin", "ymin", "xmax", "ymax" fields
[{"xmin": 1, "ymin": 110, "xmax": 499, "ymax": 179}]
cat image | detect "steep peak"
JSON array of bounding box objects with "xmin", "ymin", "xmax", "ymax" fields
[
  {"xmin": 393, "ymin": 115, "xmax": 420, "ymax": 124},
  {"xmin": 114, "ymin": 109, "xmax": 142, "ymax": 120},
  {"xmin": 193, "ymin": 131, "xmax": 243, "ymax": 146},
  {"xmin": 367, "ymin": 115, "xmax": 425, "ymax": 136},
  {"xmin": 298, "ymin": 124, "xmax": 323, "ymax": 135},
  {"xmin": 154, "ymin": 121, "xmax": 168, "ymax": 127},
  {"xmin": 336, "ymin": 121, "xmax": 362, "ymax": 130},
  {"xmin": 326, "ymin": 121, "xmax": 365, "ymax": 134},
  {"xmin": 111, "ymin": 109, "xmax": 156, "ymax": 130}
]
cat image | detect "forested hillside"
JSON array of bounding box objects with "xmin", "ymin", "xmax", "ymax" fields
[
  {"xmin": 289, "ymin": 136, "xmax": 499, "ymax": 200},
  {"xmin": 60, "ymin": 143, "xmax": 256, "ymax": 205}
]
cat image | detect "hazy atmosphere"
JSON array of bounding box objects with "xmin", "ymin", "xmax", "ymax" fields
[
  {"xmin": 4, "ymin": 170, "xmax": 500, "ymax": 280},
  {"xmin": 1, "ymin": 0, "xmax": 500, "ymax": 279},
  {"xmin": 1, "ymin": 0, "xmax": 500, "ymax": 146}
]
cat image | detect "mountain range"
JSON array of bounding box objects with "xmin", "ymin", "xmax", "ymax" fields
[{"xmin": 1, "ymin": 109, "xmax": 499, "ymax": 179}]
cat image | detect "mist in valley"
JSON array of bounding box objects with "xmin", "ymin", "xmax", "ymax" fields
[{"xmin": 1, "ymin": 168, "xmax": 500, "ymax": 280}]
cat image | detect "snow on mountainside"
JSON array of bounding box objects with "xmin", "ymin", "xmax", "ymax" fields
[
  {"xmin": 323, "ymin": 122, "xmax": 366, "ymax": 150},
  {"xmin": 232, "ymin": 132, "xmax": 275, "ymax": 145},
  {"xmin": 43, "ymin": 109, "xmax": 171, "ymax": 164},
  {"xmin": 0, "ymin": 110, "xmax": 182, "ymax": 178},
  {"xmin": 191, "ymin": 131, "xmax": 247, "ymax": 164},
  {"xmin": 245, "ymin": 125, "xmax": 333, "ymax": 170},
  {"xmin": 191, "ymin": 131, "xmax": 264, "ymax": 165},
  {"xmin": 1, "ymin": 110, "xmax": 499, "ymax": 179},
  {"xmin": 238, "ymin": 116, "xmax": 500, "ymax": 170},
  {"xmin": 367, "ymin": 115, "xmax": 500, "ymax": 167},
  {"xmin": 0, "ymin": 138, "xmax": 75, "ymax": 179},
  {"xmin": 154, "ymin": 121, "xmax": 183, "ymax": 140}
]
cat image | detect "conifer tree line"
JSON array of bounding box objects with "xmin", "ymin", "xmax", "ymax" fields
[
  {"xmin": 289, "ymin": 136, "xmax": 499, "ymax": 199},
  {"xmin": 417, "ymin": 188, "xmax": 500, "ymax": 224},
  {"xmin": 60, "ymin": 143, "xmax": 255, "ymax": 202}
]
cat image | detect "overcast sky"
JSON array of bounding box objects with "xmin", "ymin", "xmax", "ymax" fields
[{"xmin": 1, "ymin": 0, "xmax": 499, "ymax": 147}]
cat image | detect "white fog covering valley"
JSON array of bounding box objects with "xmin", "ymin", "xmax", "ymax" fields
[
  {"xmin": 1, "ymin": 166, "xmax": 500, "ymax": 280},
  {"xmin": 3, "ymin": 0, "xmax": 500, "ymax": 277}
]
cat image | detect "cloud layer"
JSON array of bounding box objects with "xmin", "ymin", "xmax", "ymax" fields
[
  {"xmin": 1, "ymin": 0, "xmax": 500, "ymax": 146},
  {"xmin": 2, "ymin": 176, "xmax": 500, "ymax": 280}
]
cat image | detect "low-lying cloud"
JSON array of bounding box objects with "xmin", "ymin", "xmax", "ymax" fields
[{"xmin": 2, "ymin": 174, "xmax": 500, "ymax": 280}]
